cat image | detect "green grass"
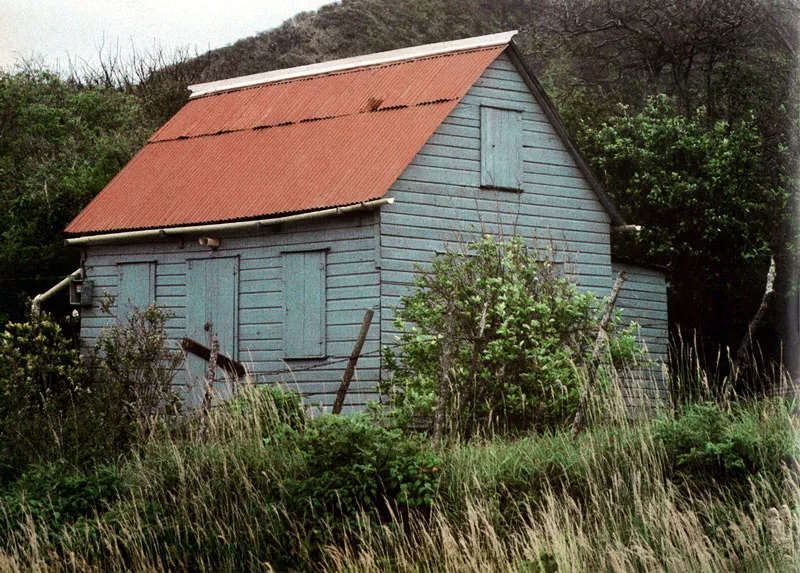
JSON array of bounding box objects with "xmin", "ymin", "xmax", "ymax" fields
[{"xmin": 0, "ymin": 384, "xmax": 797, "ymax": 572}]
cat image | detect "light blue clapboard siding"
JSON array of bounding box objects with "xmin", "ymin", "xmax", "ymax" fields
[
  {"xmin": 81, "ymin": 211, "xmax": 381, "ymax": 409},
  {"xmin": 80, "ymin": 49, "xmax": 668, "ymax": 412},
  {"xmin": 612, "ymin": 262, "xmax": 670, "ymax": 407},
  {"xmin": 380, "ymin": 51, "xmax": 669, "ymax": 398}
]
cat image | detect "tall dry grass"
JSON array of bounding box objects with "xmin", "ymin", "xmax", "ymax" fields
[{"xmin": 0, "ymin": 372, "xmax": 797, "ymax": 572}]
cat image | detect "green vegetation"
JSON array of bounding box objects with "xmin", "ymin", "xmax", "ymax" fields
[
  {"xmin": 0, "ymin": 70, "xmax": 153, "ymax": 320},
  {"xmin": 576, "ymin": 95, "xmax": 789, "ymax": 354},
  {"xmin": 0, "ymin": 385, "xmax": 795, "ymax": 572},
  {"xmin": 383, "ymin": 236, "xmax": 641, "ymax": 435},
  {"xmin": 0, "ymin": 243, "xmax": 796, "ymax": 570},
  {"xmin": 0, "ymin": 307, "xmax": 181, "ymax": 482}
]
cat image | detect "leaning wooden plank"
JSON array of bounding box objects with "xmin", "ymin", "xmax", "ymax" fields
[
  {"xmin": 332, "ymin": 308, "xmax": 375, "ymax": 415},
  {"xmin": 181, "ymin": 337, "xmax": 246, "ymax": 377}
]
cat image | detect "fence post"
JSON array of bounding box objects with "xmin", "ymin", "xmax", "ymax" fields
[
  {"xmin": 571, "ymin": 271, "xmax": 627, "ymax": 439},
  {"xmin": 332, "ymin": 308, "xmax": 374, "ymax": 415}
]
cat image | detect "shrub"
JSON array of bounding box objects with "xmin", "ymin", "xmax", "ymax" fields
[
  {"xmin": 654, "ymin": 399, "xmax": 797, "ymax": 488},
  {"xmin": 287, "ymin": 415, "xmax": 440, "ymax": 525},
  {"xmin": 0, "ymin": 462, "xmax": 122, "ymax": 542},
  {"xmin": 93, "ymin": 304, "xmax": 183, "ymax": 448},
  {"xmin": 0, "ymin": 312, "xmax": 91, "ymax": 479},
  {"xmin": 382, "ymin": 235, "xmax": 641, "ymax": 436}
]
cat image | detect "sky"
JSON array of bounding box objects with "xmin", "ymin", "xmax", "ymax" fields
[{"xmin": 0, "ymin": 0, "xmax": 331, "ymax": 72}]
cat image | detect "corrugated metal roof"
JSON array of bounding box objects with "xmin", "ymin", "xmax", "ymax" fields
[
  {"xmin": 188, "ymin": 31, "xmax": 517, "ymax": 97},
  {"xmin": 67, "ymin": 43, "xmax": 506, "ymax": 235}
]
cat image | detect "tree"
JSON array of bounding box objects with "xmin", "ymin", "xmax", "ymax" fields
[
  {"xmin": 382, "ymin": 236, "xmax": 640, "ymax": 437},
  {"xmin": 0, "ymin": 68, "xmax": 153, "ymax": 320},
  {"xmin": 577, "ymin": 95, "xmax": 789, "ymax": 357}
]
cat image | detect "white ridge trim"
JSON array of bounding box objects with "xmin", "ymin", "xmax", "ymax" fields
[{"xmin": 188, "ymin": 30, "xmax": 518, "ymax": 98}]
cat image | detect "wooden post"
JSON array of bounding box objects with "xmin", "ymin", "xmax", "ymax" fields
[
  {"xmin": 432, "ymin": 302, "xmax": 455, "ymax": 444},
  {"xmin": 570, "ymin": 271, "xmax": 627, "ymax": 440},
  {"xmin": 198, "ymin": 333, "xmax": 219, "ymax": 444},
  {"xmin": 332, "ymin": 309, "xmax": 374, "ymax": 415}
]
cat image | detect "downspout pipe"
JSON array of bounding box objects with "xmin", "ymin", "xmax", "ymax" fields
[
  {"xmin": 64, "ymin": 198, "xmax": 395, "ymax": 247},
  {"xmin": 32, "ymin": 268, "xmax": 82, "ymax": 315}
]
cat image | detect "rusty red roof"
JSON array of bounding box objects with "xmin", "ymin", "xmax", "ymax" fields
[{"xmin": 66, "ymin": 38, "xmax": 509, "ymax": 235}]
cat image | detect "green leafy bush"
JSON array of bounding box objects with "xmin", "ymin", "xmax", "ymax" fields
[
  {"xmin": 577, "ymin": 95, "xmax": 788, "ymax": 358},
  {"xmin": 0, "ymin": 462, "xmax": 122, "ymax": 542},
  {"xmin": 93, "ymin": 304, "xmax": 183, "ymax": 448},
  {"xmin": 382, "ymin": 235, "xmax": 641, "ymax": 436},
  {"xmin": 0, "ymin": 312, "xmax": 91, "ymax": 479},
  {"xmin": 654, "ymin": 399, "xmax": 797, "ymax": 487},
  {"xmin": 287, "ymin": 415, "xmax": 440, "ymax": 524}
]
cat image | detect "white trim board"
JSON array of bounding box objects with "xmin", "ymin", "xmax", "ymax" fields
[{"xmin": 188, "ymin": 30, "xmax": 518, "ymax": 98}]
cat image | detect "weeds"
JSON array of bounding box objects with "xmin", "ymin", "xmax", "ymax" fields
[{"xmin": 0, "ymin": 380, "xmax": 795, "ymax": 572}]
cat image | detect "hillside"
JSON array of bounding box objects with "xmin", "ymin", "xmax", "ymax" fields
[{"xmin": 2, "ymin": 0, "xmax": 798, "ymax": 373}]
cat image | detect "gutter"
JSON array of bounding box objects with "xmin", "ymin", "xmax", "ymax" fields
[
  {"xmin": 31, "ymin": 268, "xmax": 82, "ymax": 314},
  {"xmin": 64, "ymin": 197, "xmax": 395, "ymax": 247}
]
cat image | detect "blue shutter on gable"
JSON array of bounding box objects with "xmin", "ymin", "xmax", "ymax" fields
[
  {"xmin": 118, "ymin": 262, "xmax": 155, "ymax": 321},
  {"xmin": 283, "ymin": 251, "xmax": 326, "ymax": 359},
  {"xmin": 480, "ymin": 106, "xmax": 523, "ymax": 190}
]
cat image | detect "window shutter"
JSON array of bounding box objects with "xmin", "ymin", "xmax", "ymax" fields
[
  {"xmin": 481, "ymin": 106, "xmax": 523, "ymax": 190},
  {"xmin": 283, "ymin": 251, "xmax": 326, "ymax": 358},
  {"xmin": 118, "ymin": 262, "xmax": 155, "ymax": 321}
]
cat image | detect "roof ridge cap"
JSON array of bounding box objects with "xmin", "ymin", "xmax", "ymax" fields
[{"xmin": 188, "ymin": 30, "xmax": 517, "ymax": 98}]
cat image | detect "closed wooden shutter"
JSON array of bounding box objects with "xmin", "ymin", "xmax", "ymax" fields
[
  {"xmin": 283, "ymin": 250, "xmax": 327, "ymax": 359},
  {"xmin": 480, "ymin": 106, "xmax": 523, "ymax": 190},
  {"xmin": 117, "ymin": 261, "xmax": 155, "ymax": 321}
]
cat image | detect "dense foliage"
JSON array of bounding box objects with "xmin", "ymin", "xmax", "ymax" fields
[
  {"xmin": 383, "ymin": 236, "xmax": 642, "ymax": 435},
  {"xmin": 577, "ymin": 96, "xmax": 789, "ymax": 351},
  {"xmin": 0, "ymin": 386, "xmax": 795, "ymax": 571},
  {"xmin": 0, "ymin": 307, "xmax": 182, "ymax": 481},
  {"xmin": 0, "ymin": 70, "xmax": 153, "ymax": 320},
  {"xmin": 0, "ymin": 313, "xmax": 90, "ymax": 479}
]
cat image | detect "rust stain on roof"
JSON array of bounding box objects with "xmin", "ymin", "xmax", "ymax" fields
[{"xmin": 66, "ymin": 45, "xmax": 506, "ymax": 235}]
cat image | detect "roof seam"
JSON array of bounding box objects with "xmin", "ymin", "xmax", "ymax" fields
[
  {"xmin": 190, "ymin": 46, "xmax": 504, "ymax": 100},
  {"xmin": 149, "ymin": 97, "xmax": 459, "ymax": 144}
]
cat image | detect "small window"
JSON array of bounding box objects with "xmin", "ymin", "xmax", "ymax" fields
[
  {"xmin": 117, "ymin": 261, "xmax": 156, "ymax": 321},
  {"xmin": 282, "ymin": 251, "xmax": 326, "ymax": 359},
  {"xmin": 480, "ymin": 106, "xmax": 523, "ymax": 190}
]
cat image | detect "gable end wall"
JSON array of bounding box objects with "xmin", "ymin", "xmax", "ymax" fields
[
  {"xmin": 380, "ymin": 51, "xmax": 667, "ymax": 402},
  {"xmin": 381, "ymin": 51, "xmax": 613, "ymax": 338}
]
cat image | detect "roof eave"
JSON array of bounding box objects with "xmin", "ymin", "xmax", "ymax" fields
[
  {"xmin": 65, "ymin": 197, "xmax": 395, "ymax": 246},
  {"xmin": 504, "ymin": 42, "xmax": 627, "ymax": 227}
]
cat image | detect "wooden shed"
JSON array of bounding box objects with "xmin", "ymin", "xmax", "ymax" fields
[{"xmin": 64, "ymin": 31, "xmax": 669, "ymax": 411}]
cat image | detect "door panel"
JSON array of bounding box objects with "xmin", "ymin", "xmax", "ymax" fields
[{"xmin": 184, "ymin": 257, "xmax": 239, "ymax": 409}]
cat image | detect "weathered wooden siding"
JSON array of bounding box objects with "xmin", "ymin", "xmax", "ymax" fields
[
  {"xmin": 611, "ymin": 261, "xmax": 669, "ymax": 407},
  {"xmin": 79, "ymin": 49, "xmax": 669, "ymax": 412},
  {"xmin": 381, "ymin": 51, "xmax": 613, "ymax": 348},
  {"xmin": 80, "ymin": 212, "xmax": 381, "ymax": 412}
]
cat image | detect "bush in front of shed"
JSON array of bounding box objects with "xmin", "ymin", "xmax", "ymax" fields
[{"xmin": 382, "ymin": 235, "xmax": 642, "ymax": 436}]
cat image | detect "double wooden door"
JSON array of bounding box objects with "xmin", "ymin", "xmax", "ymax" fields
[{"xmin": 184, "ymin": 257, "xmax": 239, "ymax": 409}]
